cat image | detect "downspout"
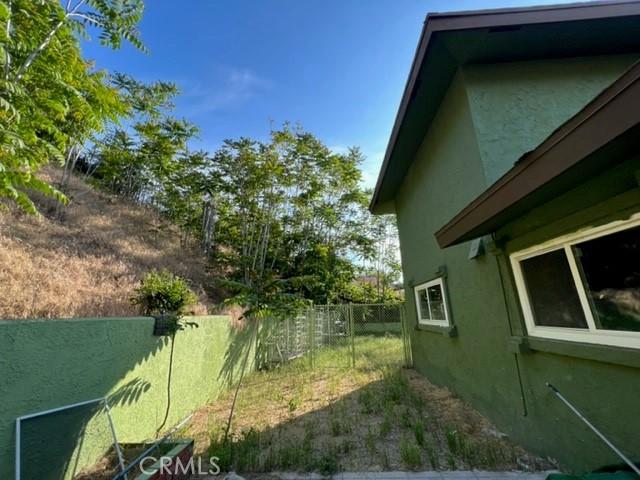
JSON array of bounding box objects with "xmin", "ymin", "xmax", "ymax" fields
[{"xmin": 491, "ymin": 234, "xmax": 528, "ymax": 417}]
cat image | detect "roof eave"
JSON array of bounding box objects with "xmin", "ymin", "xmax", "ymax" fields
[
  {"xmin": 434, "ymin": 59, "xmax": 640, "ymax": 248},
  {"xmin": 369, "ymin": 0, "xmax": 640, "ymax": 214}
]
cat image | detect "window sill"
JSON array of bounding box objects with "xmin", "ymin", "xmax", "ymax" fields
[
  {"xmin": 516, "ymin": 336, "xmax": 640, "ymax": 369},
  {"xmin": 415, "ymin": 324, "xmax": 458, "ymax": 337}
]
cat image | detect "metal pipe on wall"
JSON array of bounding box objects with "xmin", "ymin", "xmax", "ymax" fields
[
  {"xmin": 492, "ymin": 237, "xmax": 529, "ymax": 417},
  {"xmin": 546, "ymin": 382, "xmax": 640, "ymax": 477}
]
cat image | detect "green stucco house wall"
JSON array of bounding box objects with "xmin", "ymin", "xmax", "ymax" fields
[{"xmin": 371, "ymin": 1, "xmax": 640, "ymax": 473}]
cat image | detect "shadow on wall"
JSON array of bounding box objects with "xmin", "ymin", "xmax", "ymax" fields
[
  {"xmin": 105, "ymin": 378, "xmax": 153, "ymax": 408},
  {"xmin": 0, "ymin": 315, "xmax": 250, "ymax": 480},
  {"xmin": 218, "ymin": 320, "xmax": 258, "ymax": 390}
]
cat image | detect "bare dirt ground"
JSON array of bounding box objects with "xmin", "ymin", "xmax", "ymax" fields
[
  {"xmin": 74, "ymin": 337, "xmax": 555, "ymax": 479},
  {"xmin": 186, "ymin": 337, "xmax": 556, "ymax": 475}
]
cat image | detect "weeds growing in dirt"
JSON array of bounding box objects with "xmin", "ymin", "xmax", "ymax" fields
[
  {"xmin": 185, "ymin": 336, "xmax": 554, "ymax": 475},
  {"xmin": 400, "ymin": 436, "xmax": 422, "ymax": 469},
  {"xmin": 414, "ymin": 419, "xmax": 425, "ymax": 446}
]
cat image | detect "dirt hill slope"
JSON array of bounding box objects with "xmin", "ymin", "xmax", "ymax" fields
[{"xmin": 0, "ymin": 169, "xmax": 213, "ymax": 319}]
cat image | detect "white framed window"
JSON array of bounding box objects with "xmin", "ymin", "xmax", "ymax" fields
[
  {"xmin": 510, "ymin": 214, "xmax": 640, "ymax": 349},
  {"xmin": 414, "ymin": 277, "xmax": 450, "ymax": 326}
]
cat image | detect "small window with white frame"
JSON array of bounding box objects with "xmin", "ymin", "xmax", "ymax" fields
[
  {"xmin": 510, "ymin": 214, "xmax": 640, "ymax": 349},
  {"xmin": 414, "ymin": 277, "xmax": 450, "ymax": 326}
]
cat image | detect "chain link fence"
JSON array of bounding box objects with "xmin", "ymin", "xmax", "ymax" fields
[
  {"xmin": 351, "ymin": 303, "xmax": 402, "ymax": 335},
  {"xmin": 258, "ymin": 303, "xmax": 411, "ymax": 371}
]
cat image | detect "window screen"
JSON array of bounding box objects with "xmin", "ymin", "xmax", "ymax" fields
[
  {"xmin": 574, "ymin": 225, "xmax": 640, "ymax": 332},
  {"xmin": 520, "ymin": 249, "xmax": 587, "ymax": 329}
]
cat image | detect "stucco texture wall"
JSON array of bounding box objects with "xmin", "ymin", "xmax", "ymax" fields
[
  {"xmin": 0, "ymin": 316, "xmax": 255, "ymax": 480},
  {"xmin": 395, "ymin": 55, "xmax": 640, "ymax": 472},
  {"xmin": 464, "ymin": 55, "xmax": 639, "ymax": 184},
  {"xmin": 395, "ymin": 71, "xmax": 528, "ymax": 447},
  {"xmin": 495, "ymin": 154, "xmax": 640, "ymax": 471}
]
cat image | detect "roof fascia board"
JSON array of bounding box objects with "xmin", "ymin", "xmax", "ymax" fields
[{"xmin": 369, "ymin": 0, "xmax": 640, "ymax": 213}]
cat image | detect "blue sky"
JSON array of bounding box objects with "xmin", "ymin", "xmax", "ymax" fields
[{"xmin": 82, "ymin": 0, "xmax": 584, "ymax": 187}]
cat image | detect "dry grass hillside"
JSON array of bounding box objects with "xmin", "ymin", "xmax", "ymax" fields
[{"xmin": 0, "ymin": 168, "xmax": 214, "ymax": 319}]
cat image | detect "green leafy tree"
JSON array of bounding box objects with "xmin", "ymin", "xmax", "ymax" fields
[
  {"xmin": 363, "ymin": 212, "xmax": 403, "ymax": 302},
  {"xmin": 54, "ymin": 70, "xmax": 128, "ymax": 217},
  {"xmin": 85, "ymin": 116, "xmax": 401, "ymax": 315},
  {"xmin": 205, "ymin": 125, "xmax": 374, "ymax": 314},
  {"xmin": 0, "ymin": 0, "xmax": 144, "ymax": 213},
  {"xmin": 89, "ymin": 76, "xmax": 199, "ymax": 207}
]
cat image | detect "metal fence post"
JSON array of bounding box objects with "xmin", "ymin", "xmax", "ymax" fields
[
  {"xmin": 309, "ymin": 307, "xmax": 315, "ymax": 369},
  {"xmin": 348, "ymin": 303, "xmax": 355, "ymax": 368}
]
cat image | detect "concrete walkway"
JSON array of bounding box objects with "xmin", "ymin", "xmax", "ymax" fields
[{"xmin": 272, "ymin": 471, "xmax": 556, "ymax": 480}]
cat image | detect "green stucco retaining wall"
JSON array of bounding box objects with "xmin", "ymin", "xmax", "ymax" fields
[
  {"xmin": 395, "ymin": 56, "xmax": 640, "ymax": 472},
  {"xmin": 0, "ymin": 316, "xmax": 255, "ymax": 480}
]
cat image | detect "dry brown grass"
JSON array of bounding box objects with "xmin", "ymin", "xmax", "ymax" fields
[{"xmin": 0, "ymin": 168, "xmax": 215, "ymax": 319}]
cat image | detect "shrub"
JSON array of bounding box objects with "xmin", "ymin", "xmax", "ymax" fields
[
  {"xmin": 330, "ymin": 415, "xmax": 342, "ymax": 436},
  {"xmin": 400, "ymin": 406, "xmax": 413, "ymax": 429},
  {"xmin": 445, "ymin": 429, "xmax": 464, "ymax": 456},
  {"xmin": 338, "ymin": 438, "xmax": 353, "ymax": 454},
  {"xmin": 381, "ymin": 448, "xmax": 391, "ymax": 470},
  {"xmin": 131, "ymin": 269, "xmax": 198, "ymax": 316},
  {"xmin": 364, "ymin": 426, "xmax": 377, "ymax": 456},
  {"xmin": 426, "ymin": 442, "xmax": 439, "ymax": 469}
]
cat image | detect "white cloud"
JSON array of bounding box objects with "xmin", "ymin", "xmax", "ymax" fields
[{"xmin": 181, "ymin": 66, "xmax": 270, "ymax": 116}]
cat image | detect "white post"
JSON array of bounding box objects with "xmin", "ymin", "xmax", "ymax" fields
[
  {"xmin": 15, "ymin": 418, "xmax": 20, "ymax": 480},
  {"xmin": 103, "ymin": 399, "xmax": 127, "ymax": 480}
]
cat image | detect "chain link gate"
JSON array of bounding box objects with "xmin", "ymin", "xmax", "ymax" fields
[
  {"xmin": 349, "ymin": 303, "xmax": 407, "ymax": 370},
  {"xmin": 258, "ymin": 303, "xmax": 412, "ymax": 371},
  {"xmin": 309, "ymin": 304, "xmax": 353, "ymax": 369}
]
